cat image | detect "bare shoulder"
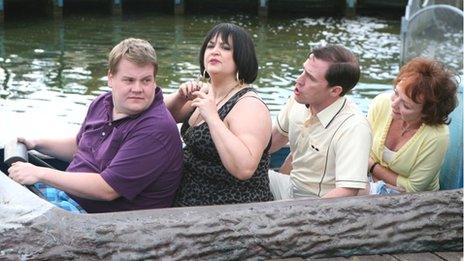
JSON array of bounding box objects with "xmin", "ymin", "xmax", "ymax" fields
[
  {"xmin": 237, "ymin": 90, "xmax": 267, "ymax": 107},
  {"xmin": 225, "ymin": 90, "xmax": 271, "ymax": 127},
  {"xmin": 231, "ymin": 91, "xmax": 269, "ymax": 116},
  {"xmin": 225, "ymin": 90, "xmax": 272, "ymax": 145}
]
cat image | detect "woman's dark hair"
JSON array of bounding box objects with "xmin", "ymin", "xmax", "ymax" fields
[
  {"xmin": 311, "ymin": 44, "xmax": 360, "ymax": 96},
  {"xmin": 395, "ymin": 57, "xmax": 458, "ymax": 125},
  {"xmin": 199, "ymin": 23, "xmax": 258, "ymax": 84}
]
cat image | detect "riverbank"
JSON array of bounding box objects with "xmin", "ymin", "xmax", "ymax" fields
[{"xmin": 0, "ymin": 0, "xmax": 418, "ymax": 23}]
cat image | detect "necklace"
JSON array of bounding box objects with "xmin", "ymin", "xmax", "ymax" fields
[
  {"xmin": 214, "ymin": 84, "xmax": 239, "ymax": 107},
  {"xmin": 191, "ymin": 83, "xmax": 240, "ymax": 126},
  {"xmin": 400, "ymin": 121, "xmax": 419, "ymax": 136}
]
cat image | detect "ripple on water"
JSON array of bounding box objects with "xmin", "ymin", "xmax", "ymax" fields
[{"xmin": 0, "ymin": 15, "xmax": 409, "ymax": 139}]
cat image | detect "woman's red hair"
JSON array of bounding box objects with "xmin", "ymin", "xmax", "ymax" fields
[{"xmin": 394, "ymin": 57, "xmax": 458, "ymax": 125}]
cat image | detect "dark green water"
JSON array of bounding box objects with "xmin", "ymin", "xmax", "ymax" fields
[{"xmin": 0, "ymin": 14, "xmax": 401, "ymax": 142}]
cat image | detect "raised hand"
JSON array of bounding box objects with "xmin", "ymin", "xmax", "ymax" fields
[
  {"xmin": 191, "ymin": 91, "xmax": 220, "ymax": 124},
  {"xmin": 178, "ymin": 80, "xmax": 209, "ymax": 101}
]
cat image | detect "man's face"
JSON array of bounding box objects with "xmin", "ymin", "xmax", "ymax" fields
[
  {"xmin": 108, "ymin": 58, "xmax": 156, "ymax": 118},
  {"xmin": 293, "ymin": 54, "xmax": 337, "ymax": 113}
]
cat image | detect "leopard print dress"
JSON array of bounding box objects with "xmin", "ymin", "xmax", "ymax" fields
[{"xmin": 174, "ymin": 87, "xmax": 274, "ymax": 206}]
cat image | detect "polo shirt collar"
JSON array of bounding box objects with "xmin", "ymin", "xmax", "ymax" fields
[{"xmin": 315, "ymin": 97, "xmax": 347, "ymax": 128}]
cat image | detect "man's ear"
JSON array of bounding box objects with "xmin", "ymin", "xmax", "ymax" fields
[
  {"xmin": 107, "ymin": 70, "xmax": 113, "ymax": 89},
  {"xmin": 330, "ymin": 85, "xmax": 343, "ymax": 97}
]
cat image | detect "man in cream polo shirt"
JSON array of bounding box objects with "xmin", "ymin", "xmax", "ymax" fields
[{"xmin": 269, "ymin": 44, "xmax": 372, "ymax": 199}]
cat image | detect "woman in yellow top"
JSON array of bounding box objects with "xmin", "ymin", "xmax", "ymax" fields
[{"xmin": 366, "ymin": 57, "xmax": 458, "ymax": 194}]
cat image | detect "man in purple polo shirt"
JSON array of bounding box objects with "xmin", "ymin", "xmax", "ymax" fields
[{"xmin": 8, "ymin": 38, "xmax": 183, "ymax": 213}]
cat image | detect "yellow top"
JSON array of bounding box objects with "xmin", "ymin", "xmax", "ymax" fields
[{"xmin": 367, "ymin": 93, "xmax": 449, "ymax": 192}]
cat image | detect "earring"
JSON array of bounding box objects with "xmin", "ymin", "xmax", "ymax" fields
[
  {"xmin": 236, "ymin": 71, "xmax": 244, "ymax": 86},
  {"xmin": 196, "ymin": 69, "xmax": 210, "ymax": 87}
]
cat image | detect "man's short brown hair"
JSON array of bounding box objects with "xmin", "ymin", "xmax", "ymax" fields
[
  {"xmin": 108, "ymin": 38, "xmax": 158, "ymax": 76},
  {"xmin": 311, "ymin": 44, "xmax": 360, "ymax": 96}
]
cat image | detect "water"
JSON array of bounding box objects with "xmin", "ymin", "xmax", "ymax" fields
[{"xmin": 0, "ymin": 14, "xmax": 400, "ymax": 144}]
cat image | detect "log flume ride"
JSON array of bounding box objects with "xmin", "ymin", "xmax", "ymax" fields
[
  {"xmin": 1, "ymin": 1, "xmax": 463, "ymax": 259},
  {"xmin": 0, "ymin": 146, "xmax": 463, "ymax": 260}
]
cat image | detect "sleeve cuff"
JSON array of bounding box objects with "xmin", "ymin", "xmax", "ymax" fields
[
  {"xmin": 336, "ymin": 180, "xmax": 368, "ymax": 189},
  {"xmin": 396, "ymin": 176, "xmax": 408, "ymax": 192},
  {"xmin": 100, "ymin": 170, "xmax": 134, "ymax": 200}
]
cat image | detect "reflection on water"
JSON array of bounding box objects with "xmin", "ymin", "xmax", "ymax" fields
[{"xmin": 0, "ymin": 15, "xmax": 399, "ymax": 144}]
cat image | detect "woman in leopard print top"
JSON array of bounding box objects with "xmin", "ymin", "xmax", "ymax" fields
[{"xmin": 165, "ymin": 23, "xmax": 273, "ymax": 206}]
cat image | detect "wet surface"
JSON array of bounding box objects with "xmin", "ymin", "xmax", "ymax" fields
[{"xmin": 0, "ymin": 14, "xmax": 400, "ymax": 143}]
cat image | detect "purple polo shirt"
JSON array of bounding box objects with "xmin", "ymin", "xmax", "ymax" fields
[{"xmin": 66, "ymin": 87, "xmax": 183, "ymax": 213}]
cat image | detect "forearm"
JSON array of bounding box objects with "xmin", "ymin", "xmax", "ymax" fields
[
  {"xmin": 32, "ymin": 137, "xmax": 77, "ymax": 162},
  {"xmin": 164, "ymin": 92, "xmax": 192, "ymax": 123},
  {"xmin": 269, "ymin": 127, "xmax": 288, "ymax": 153},
  {"xmin": 278, "ymin": 153, "xmax": 293, "ymax": 174},
  {"xmin": 323, "ymin": 187, "xmax": 359, "ymax": 198},
  {"xmin": 37, "ymin": 167, "xmax": 119, "ymax": 201},
  {"xmin": 208, "ymin": 118, "xmax": 262, "ymax": 180},
  {"xmin": 371, "ymin": 163, "xmax": 399, "ymax": 187}
]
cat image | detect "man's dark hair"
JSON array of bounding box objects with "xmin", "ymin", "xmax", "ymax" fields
[{"xmin": 311, "ymin": 45, "xmax": 360, "ymax": 96}]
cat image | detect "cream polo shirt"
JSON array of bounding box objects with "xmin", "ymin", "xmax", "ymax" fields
[{"xmin": 276, "ymin": 95, "xmax": 372, "ymax": 197}]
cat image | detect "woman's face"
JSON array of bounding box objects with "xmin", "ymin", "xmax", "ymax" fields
[
  {"xmin": 390, "ymin": 80, "xmax": 424, "ymax": 123},
  {"xmin": 203, "ymin": 34, "xmax": 237, "ymax": 78}
]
